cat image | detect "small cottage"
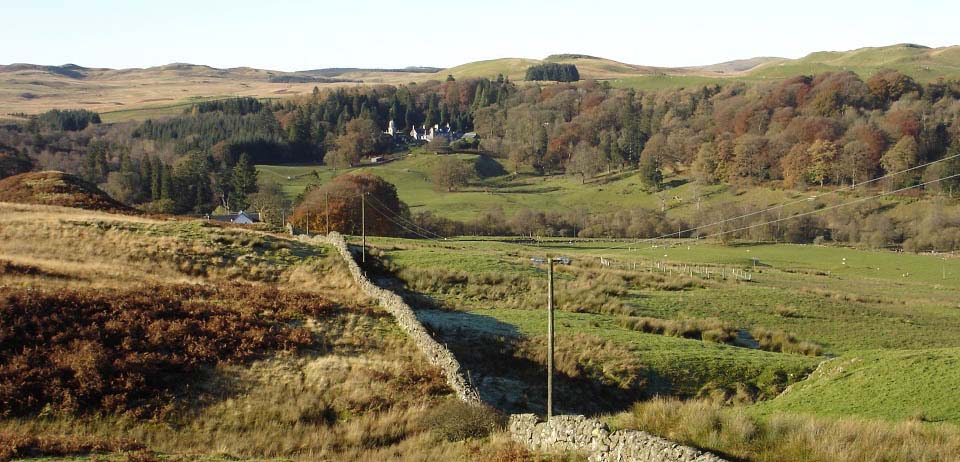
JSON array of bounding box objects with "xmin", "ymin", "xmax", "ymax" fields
[{"xmin": 208, "ymin": 210, "xmax": 260, "ymax": 224}]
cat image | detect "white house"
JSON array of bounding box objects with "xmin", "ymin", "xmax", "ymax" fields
[
  {"xmin": 209, "ymin": 210, "xmax": 260, "ymax": 224},
  {"xmin": 410, "ymin": 123, "xmax": 456, "ymax": 142}
]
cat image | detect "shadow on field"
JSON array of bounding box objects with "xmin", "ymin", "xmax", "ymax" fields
[
  {"xmin": 415, "ymin": 308, "xmax": 646, "ymax": 416},
  {"xmin": 363, "ymin": 254, "xmax": 651, "ymax": 416}
]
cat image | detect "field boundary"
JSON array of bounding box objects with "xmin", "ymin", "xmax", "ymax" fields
[
  {"xmin": 509, "ymin": 414, "xmax": 725, "ymax": 462},
  {"xmin": 295, "ymin": 231, "xmax": 483, "ymax": 404},
  {"xmin": 296, "ymin": 230, "xmax": 727, "ymax": 461}
]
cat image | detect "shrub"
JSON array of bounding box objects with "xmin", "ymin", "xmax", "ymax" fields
[{"xmin": 422, "ymin": 399, "xmax": 505, "ymax": 441}]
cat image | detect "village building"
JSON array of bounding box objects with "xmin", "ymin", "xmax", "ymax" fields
[
  {"xmin": 409, "ymin": 122, "xmax": 463, "ymax": 142},
  {"xmin": 208, "ymin": 210, "xmax": 260, "ymax": 224}
]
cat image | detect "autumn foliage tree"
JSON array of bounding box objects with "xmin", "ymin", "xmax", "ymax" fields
[
  {"xmin": 327, "ymin": 118, "xmax": 382, "ymax": 168},
  {"xmin": 292, "ymin": 173, "xmax": 407, "ymax": 236},
  {"xmin": 432, "ymin": 156, "xmax": 475, "ymax": 191}
]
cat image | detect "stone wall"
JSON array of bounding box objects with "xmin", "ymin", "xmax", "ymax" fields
[
  {"xmin": 508, "ymin": 414, "xmax": 726, "ymax": 462},
  {"xmin": 299, "ymin": 229, "xmax": 724, "ymax": 461},
  {"xmin": 297, "ymin": 232, "xmax": 482, "ymax": 404}
]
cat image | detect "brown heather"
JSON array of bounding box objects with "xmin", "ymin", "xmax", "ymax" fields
[
  {"xmin": 0, "ymin": 204, "xmax": 580, "ymax": 461},
  {"xmin": 0, "ymin": 284, "xmax": 330, "ymax": 418}
]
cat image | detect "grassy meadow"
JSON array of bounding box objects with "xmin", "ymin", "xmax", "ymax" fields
[
  {"xmin": 360, "ymin": 234, "xmax": 960, "ymax": 430},
  {"xmin": 257, "ymin": 149, "xmax": 937, "ymax": 228}
]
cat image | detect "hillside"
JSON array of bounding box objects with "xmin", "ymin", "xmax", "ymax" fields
[
  {"xmin": 0, "ymin": 171, "xmax": 134, "ymax": 213},
  {"xmin": 0, "ymin": 62, "xmax": 355, "ymax": 122},
  {"xmin": 257, "ymin": 150, "xmax": 948, "ymax": 229},
  {"xmin": 748, "ymin": 43, "xmax": 960, "ymax": 81},
  {"xmin": 0, "ymin": 203, "xmax": 555, "ymax": 461},
  {"xmin": 5, "ymin": 43, "xmax": 958, "ymax": 121},
  {"xmin": 756, "ymin": 349, "xmax": 960, "ymax": 423}
]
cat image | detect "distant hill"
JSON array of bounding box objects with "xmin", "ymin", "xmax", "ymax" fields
[
  {"xmin": 0, "ymin": 171, "xmax": 135, "ymax": 213},
  {"xmin": 2, "ymin": 43, "xmax": 958, "ymax": 121},
  {"xmin": 303, "ymin": 66, "xmax": 442, "ymax": 77},
  {"xmin": 693, "ymin": 57, "xmax": 784, "ymax": 73},
  {"xmin": 747, "ymin": 44, "xmax": 960, "ymax": 81}
]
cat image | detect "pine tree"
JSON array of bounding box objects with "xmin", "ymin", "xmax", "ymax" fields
[
  {"xmin": 140, "ymin": 155, "xmax": 153, "ymax": 201},
  {"xmin": 231, "ymin": 153, "xmax": 258, "ymax": 209}
]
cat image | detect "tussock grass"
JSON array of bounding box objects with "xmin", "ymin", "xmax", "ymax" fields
[
  {"xmin": 0, "ymin": 432, "xmax": 145, "ymax": 462},
  {"xmin": 614, "ymin": 398, "xmax": 960, "ymax": 462},
  {"xmin": 618, "ymin": 316, "xmax": 737, "ymax": 344},
  {"xmin": 387, "ymin": 257, "xmax": 704, "ymax": 317},
  {"xmin": 750, "ymin": 328, "xmax": 823, "ymax": 356}
]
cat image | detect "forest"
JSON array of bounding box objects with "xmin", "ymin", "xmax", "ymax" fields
[
  {"xmin": 524, "ymin": 63, "xmax": 580, "ymax": 82},
  {"xmin": 1, "ymin": 69, "xmax": 960, "ymax": 248}
]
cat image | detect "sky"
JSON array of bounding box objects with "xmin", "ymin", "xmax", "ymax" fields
[{"xmin": 3, "ymin": 0, "xmax": 958, "ymax": 71}]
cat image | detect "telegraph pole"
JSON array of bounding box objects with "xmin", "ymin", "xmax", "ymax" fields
[
  {"xmin": 547, "ymin": 256, "xmax": 555, "ymax": 421},
  {"xmin": 325, "ymin": 191, "xmax": 330, "ymax": 235},
  {"xmin": 361, "ymin": 189, "xmax": 366, "ymax": 264}
]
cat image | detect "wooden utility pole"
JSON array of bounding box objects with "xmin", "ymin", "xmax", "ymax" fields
[
  {"xmin": 325, "ymin": 191, "xmax": 330, "ymax": 235},
  {"xmin": 547, "ymin": 256, "xmax": 555, "ymax": 421},
  {"xmin": 361, "ymin": 189, "xmax": 366, "ymax": 264}
]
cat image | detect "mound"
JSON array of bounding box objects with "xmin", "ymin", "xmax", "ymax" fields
[
  {"xmin": 756, "ymin": 349, "xmax": 960, "ymax": 424},
  {"xmin": 0, "ymin": 171, "xmax": 135, "ymax": 213}
]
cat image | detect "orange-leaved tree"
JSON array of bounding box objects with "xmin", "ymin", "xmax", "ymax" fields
[{"xmin": 291, "ymin": 172, "xmax": 408, "ymax": 236}]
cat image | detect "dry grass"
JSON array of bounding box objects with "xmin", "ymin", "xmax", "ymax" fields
[
  {"xmin": 0, "ymin": 311, "xmax": 576, "ymax": 461},
  {"xmin": 0, "ymin": 203, "xmax": 582, "ymax": 461},
  {"xmin": 0, "ymin": 66, "xmax": 349, "ymax": 119},
  {"xmin": 388, "ymin": 259, "xmax": 703, "ymax": 316},
  {"xmin": 0, "ymin": 432, "xmax": 145, "ymax": 462},
  {"xmin": 613, "ymin": 398, "xmax": 960, "ymax": 462},
  {"xmin": 0, "ymin": 203, "xmax": 362, "ymax": 302},
  {"xmin": 750, "ymin": 328, "xmax": 823, "ymax": 356},
  {"xmin": 619, "ymin": 316, "xmax": 737, "ymax": 344},
  {"xmin": 0, "ymin": 171, "xmax": 135, "ymax": 214}
]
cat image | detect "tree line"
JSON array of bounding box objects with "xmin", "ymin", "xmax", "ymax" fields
[
  {"xmin": 474, "ymin": 70, "xmax": 960, "ymax": 195},
  {"xmin": 2, "ymin": 68, "xmax": 960, "ymax": 248},
  {"xmin": 525, "ymin": 63, "xmax": 580, "ymax": 82}
]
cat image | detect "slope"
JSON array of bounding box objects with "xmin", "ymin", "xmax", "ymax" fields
[
  {"xmin": 748, "ymin": 44, "xmax": 960, "ymax": 82},
  {"xmin": 755, "ymin": 349, "xmax": 960, "ymax": 424},
  {"xmin": 0, "ymin": 203, "xmax": 549, "ymax": 461},
  {"xmin": 0, "ymin": 171, "xmax": 135, "ymax": 213}
]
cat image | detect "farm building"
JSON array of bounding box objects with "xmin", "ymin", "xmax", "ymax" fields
[{"xmin": 208, "ymin": 210, "xmax": 260, "ymax": 224}]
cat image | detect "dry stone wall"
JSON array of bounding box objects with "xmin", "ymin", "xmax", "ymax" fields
[
  {"xmin": 509, "ymin": 414, "xmax": 726, "ymax": 462},
  {"xmin": 297, "ymin": 231, "xmax": 482, "ymax": 404},
  {"xmin": 298, "ymin": 229, "xmax": 725, "ymax": 462}
]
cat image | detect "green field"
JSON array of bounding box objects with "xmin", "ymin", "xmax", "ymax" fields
[
  {"xmin": 747, "ymin": 44, "xmax": 960, "ymax": 82},
  {"xmin": 362, "ymin": 235, "xmax": 960, "ymax": 424},
  {"xmin": 258, "ymin": 150, "xmax": 936, "ymax": 226}
]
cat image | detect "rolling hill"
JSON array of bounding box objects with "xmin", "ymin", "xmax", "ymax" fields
[
  {"xmin": 3, "ymin": 43, "xmax": 959, "ymax": 122},
  {"xmin": 0, "ymin": 171, "xmax": 135, "ymax": 213},
  {"xmin": 747, "ymin": 43, "xmax": 960, "ymax": 81}
]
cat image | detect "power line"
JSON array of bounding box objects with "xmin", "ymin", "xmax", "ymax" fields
[
  {"xmin": 364, "ymin": 193, "xmax": 449, "ymax": 240},
  {"xmin": 588, "ymin": 154, "xmax": 960, "ymax": 253},
  {"xmin": 363, "ymin": 198, "xmax": 447, "ymax": 242},
  {"xmin": 587, "ymin": 171, "xmax": 960, "ymax": 255},
  {"xmin": 697, "ymin": 172, "xmax": 960, "ymax": 242}
]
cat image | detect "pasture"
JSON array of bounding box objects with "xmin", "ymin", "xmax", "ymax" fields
[
  {"xmin": 257, "ymin": 151, "xmax": 849, "ymax": 222},
  {"xmin": 363, "ymin": 235, "xmax": 960, "ymax": 424}
]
